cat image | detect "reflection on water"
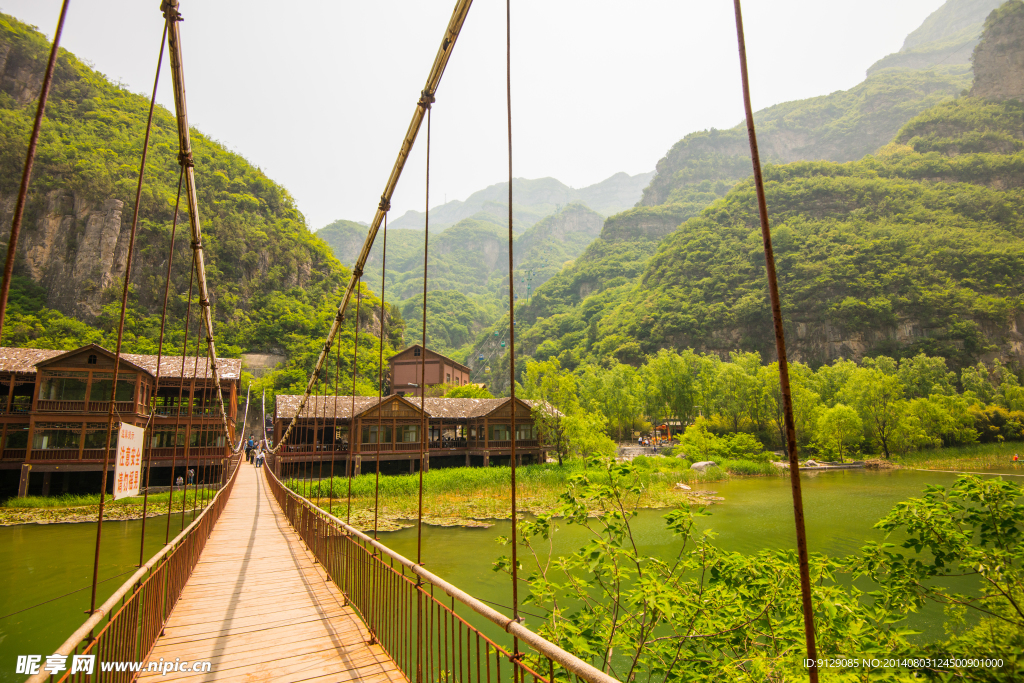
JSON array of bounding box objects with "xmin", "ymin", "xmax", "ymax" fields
[
  {"xmin": 1, "ymin": 469, "xmax": 1017, "ymax": 674},
  {"xmin": 383, "ymin": 469, "xmax": 1002, "ymax": 648},
  {"xmin": 0, "ymin": 512, "xmax": 199, "ymax": 681}
]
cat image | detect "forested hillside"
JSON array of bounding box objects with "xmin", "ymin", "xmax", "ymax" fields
[
  {"xmin": 516, "ymin": 1, "xmax": 1024, "ymax": 387},
  {"xmin": 0, "ymin": 12, "xmax": 396, "ymax": 402},
  {"xmin": 485, "ymin": 0, "xmax": 1010, "ymax": 394},
  {"xmin": 321, "ymin": 203, "xmax": 605, "ymax": 359}
]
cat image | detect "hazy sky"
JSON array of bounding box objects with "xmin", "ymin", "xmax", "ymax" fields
[{"xmin": 3, "ymin": 0, "xmax": 946, "ymax": 230}]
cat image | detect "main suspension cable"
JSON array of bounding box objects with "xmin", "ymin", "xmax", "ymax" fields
[
  {"xmin": 0, "ymin": 0, "xmax": 71, "ymax": 345},
  {"xmin": 89, "ymin": 16, "xmax": 165, "ymax": 613},
  {"xmin": 269, "ymin": 0, "xmax": 473, "ymax": 457},
  {"xmin": 731, "ymin": 1, "xmax": 818, "ymax": 678}
]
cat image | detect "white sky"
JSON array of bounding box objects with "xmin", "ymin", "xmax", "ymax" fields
[{"xmin": 3, "ymin": 0, "xmax": 945, "ymax": 230}]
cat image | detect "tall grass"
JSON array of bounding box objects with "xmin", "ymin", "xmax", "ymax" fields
[
  {"xmin": 285, "ymin": 460, "xmax": 730, "ymax": 530},
  {"xmin": 2, "ymin": 489, "xmax": 215, "ymax": 509},
  {"xmin": 897, "ymin": 441, "xmax": 1024, "ymax": 473}
]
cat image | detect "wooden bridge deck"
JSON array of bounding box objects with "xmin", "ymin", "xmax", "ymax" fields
[{"xmin": 141, "ymin": 463, "xmax": 406, "ymax": 683}]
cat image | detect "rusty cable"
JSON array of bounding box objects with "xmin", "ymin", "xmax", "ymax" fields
[
  {"xmin": 137, "ymin": 22, "xmax": 171, "ymax": 566},
  {"xmin": 0, "ymin": 0, "xmax": 70, "ymax": 345},
  {"xmin": 348, "ymin": 282, "xmax": 361, "ymax": 526},
  {"xmin": 732, "ymin": 1, "xmax": 818, "ymax": 678},
  {"xmin": 374, "ymin": 211, "xmax": 388, "ymax": 539},
  {"xmin": 417, "ymin": 103, "xmax": 432, "ymax": 569},
  {"xmin": 268, "ymin": 0, "xmax": 473, "ymax": 457},
  {"xmin": 191, "ymin": 346, "xmax": 210, "ymax": 518},
  {"xmin": 89, "ymin": 13, "xmax": 164, "ymax": 612},
  {"xmin": 330, "ymin": 337, "xmax": 341, "ymax": 518},
  {"xmin": 180, "ymin": 322, "xmax": 204, "ymax": 531},
  {"xmin": 165, "ymin": 248, "xmax": 197, "ymax": 544},
  {"xmin": 506, "ymin": 0, "xmax": 521, "ymax": 664}
]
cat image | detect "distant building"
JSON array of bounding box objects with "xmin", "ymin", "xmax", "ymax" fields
[
  {"xmin": 0, "ymin": 344, "xmax": 241, "ymax": 497},
  {"xmin": 273, "ymin": 394, "xmax": 551, "ymax": 475},
  {"xmin": 388, "ymin": 345, "xmax": 471, "ymax": 397}
]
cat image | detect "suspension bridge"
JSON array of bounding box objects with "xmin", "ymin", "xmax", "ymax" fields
[{"xmin": 9, "ymin": 0, "xmax": 822, "ymax": 681}]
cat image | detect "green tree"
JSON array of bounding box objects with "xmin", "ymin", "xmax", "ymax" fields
[
  {"xmin": 814, "ymin": 403, "xmax": 863, "ymax": 462},
  {"xmin": 841, "ymin": 367, "xmax": 906, "ymax": 458}
]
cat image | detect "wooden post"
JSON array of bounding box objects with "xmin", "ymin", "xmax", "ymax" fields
[
  {"xmin": 18, "ymin": 462, "xmax": 31, "ymax": 497},
  {"xmin": 41, "ymin": 471, "xmax": 51, "ymax": 496}
]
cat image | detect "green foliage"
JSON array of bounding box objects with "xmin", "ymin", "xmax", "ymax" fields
[
  {"xmin": 496, "ymin": 459, "xmax": 1024, "ymax": 680},
  {"xmin": 0, "ymin": 14, "xmax": 400, "ymax": 412},
  {"xmin": 443, "ymin": 384, "xmax": 493, "ymax": 399}
]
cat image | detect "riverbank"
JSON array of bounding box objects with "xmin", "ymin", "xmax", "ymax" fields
[
  {"xmin": 895, "ymin": 441, "xmax": 1024, "ymax": 474},
  {"xmin": 287, "ymin": 460, "xmax": 731, "ymax": 531},
  {"xmin": 0, "ymin": 490, "xmax": 216, "ymax": 525}
]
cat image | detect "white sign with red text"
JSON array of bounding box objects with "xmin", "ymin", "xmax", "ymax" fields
[{"xmin": 113, "ymin": 422, "xmax": 144, "ymax": 500}]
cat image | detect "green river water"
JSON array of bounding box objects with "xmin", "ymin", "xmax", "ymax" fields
[{"xmin": 1, "ymin": 468, "xmax": 1019, "ymax": 679}]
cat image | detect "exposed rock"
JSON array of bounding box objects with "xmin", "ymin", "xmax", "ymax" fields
[
  {"xmin": 690, "ymin": 461, "xmax": 717, "ymax": 471},
  {"xmin": 971, "ymin": 0, "xmax": 1024, "ymax": 101}
]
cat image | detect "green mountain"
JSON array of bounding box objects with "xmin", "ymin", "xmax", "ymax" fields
[
  {"xmin": 0, "ymin": 12, "xmax": 395, "ymax": 401},
  {"xmin": 521, "ymin": 1, "xmax": 1024, "ymax": 382},
  {"xmin": 485, "ymin": 0, "xmax": 1007, "ymax": 394},
  {"xmin": 320, "ymin": 203, "xmax": 605, "ymax": 359},
  {"xmin": 384, "ymin": 172, "xmax": 653, "ymax": 233}
]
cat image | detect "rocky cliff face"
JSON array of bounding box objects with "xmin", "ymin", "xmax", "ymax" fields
[
  {"xmin": 971, "ymin": 0, "xmax": 1024, "ymax": 100},
  {"xmin": 0, "ymin": 190, "xmax": 129, "ymax": 318}
]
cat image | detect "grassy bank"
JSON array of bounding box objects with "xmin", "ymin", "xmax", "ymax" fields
[
  {"xmin": 896, "ymin": 441, "xmax": 1024, "ymax": 474},
  {"xmin": 0, "ymin": 489, "xmax": 216, "ymax": 525},
  {"xmin": 285, "ymin": 460, "xmax": 733, "ymax": 531}
]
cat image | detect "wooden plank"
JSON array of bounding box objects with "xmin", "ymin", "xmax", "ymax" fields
[{"xmin": 142, "ymin": 464, "xmax": 407, "ymax": 683}]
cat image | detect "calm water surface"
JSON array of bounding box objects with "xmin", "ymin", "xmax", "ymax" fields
[
  {"xmin": 0, "ymin": 511, "xmax": 200, "ymax": 681},
  {"xmin": 2, "ymin": 468, "xmax": 1019, "ymax": 677}
]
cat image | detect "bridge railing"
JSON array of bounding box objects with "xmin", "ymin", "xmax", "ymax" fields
[
  {"xmin": 264, "ymin": 466, "xmax": 619, "ymax": 683},
  {"xmin": 27, "ymin": 449, "xmax": 243, "ymax": 683}
]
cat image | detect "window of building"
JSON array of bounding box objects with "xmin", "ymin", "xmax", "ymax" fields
[
  {"xmin": 90, "ymin": 373, "xmax": 136, "ymax": 402},
  {"xmin": 33, "ymin": 422, "xmax": 82, "ymax": 450},
  {"xmin": 413, "ymin": 347, "xmax": 421, "ymax": 357},
  {"xmin": 446, "ymin": 373, "xmax": 451, "ymax": 383},
  {"xmin": 39, "ymin": 372, "xmax": 88, "ymax": 402},
  {"xmin": 87, "ymin": 354, "xmax": 98, "ymax": 365},
  {"xmin": 83, "ymin": 423, "xmax": 116, "ymax": 449},
  {"xmin": 516, "ymin": 423, "xmax": 537, "ymax": 440},
  {"xmin": 362, "ymin": 425, "xmax": 394, "ymax": 444},
  {"xmin": 489, "ymin": 424, "xmax": 510, "ymax": 441},
  {"xmin": 3, "ymin": 424, "xmax": 29, "ymax": 449},
  {"xmin": 398, "ymin": 425, "xmax": 419, "ymax": 442}
]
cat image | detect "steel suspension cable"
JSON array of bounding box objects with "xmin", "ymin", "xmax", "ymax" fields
[
  {"xmin": 0, "ymin": 0, "xmax": 70, "ymax": 346},
  {"xmin": 374, "ymin": 211, "xmax": 388, "ymax": 539},
  {"xmin": 89, "ymin": 18, "xmax": 166, "ymax": 613},
  {"xmin": 137, "ymin": 23, "xmax": 171, "ymax": 567},
  {"xmin": 347, "ymin": 282, "xmax": 361, "ymax": 526},
  {"xmin": 505, "ymin": 0, "xmax": 522, "ymax": 665},
  {"xmin": 180, "ymin": 323, "xmax": 204, "ymax": 531},
  {"xmin": 166, "ymin": 248, "xmax": 198, "ymax": 544},
  {"xmin": 732, "ymin": 1, "xmax": 818, "ymax": 678},
  {"xmin": 417, "ymin": 102, "xmax": 433, "ymax": 568},
  {"xmin": 329, "ymin": 329, "xmax": 342, "ymax": 517},
  {"xmin": 161, "ymin": 0, "xmax": 234, "ymax": 450},
  {"xmin": 268, "ymin": 0, "xmax": 473, "ymax": 457}
]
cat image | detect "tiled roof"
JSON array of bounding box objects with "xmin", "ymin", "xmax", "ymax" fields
[
  {"xmin": 0, "ymin": 346, "xmax": 242, "ymax": 380},
  {"xmin": 122, "ymin": 353, "xmax": 243, "ymax": 380},
  {"xmin": 0, "ymin": 347, "xmax": 65, "ymax": 373},
  {"xmin": 275, "ymin": 395, "xmax": 382, "ymax": 420},
  {"xmin": 275, "ymin": 395, "xmax": 555, "ymax": 420}
]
